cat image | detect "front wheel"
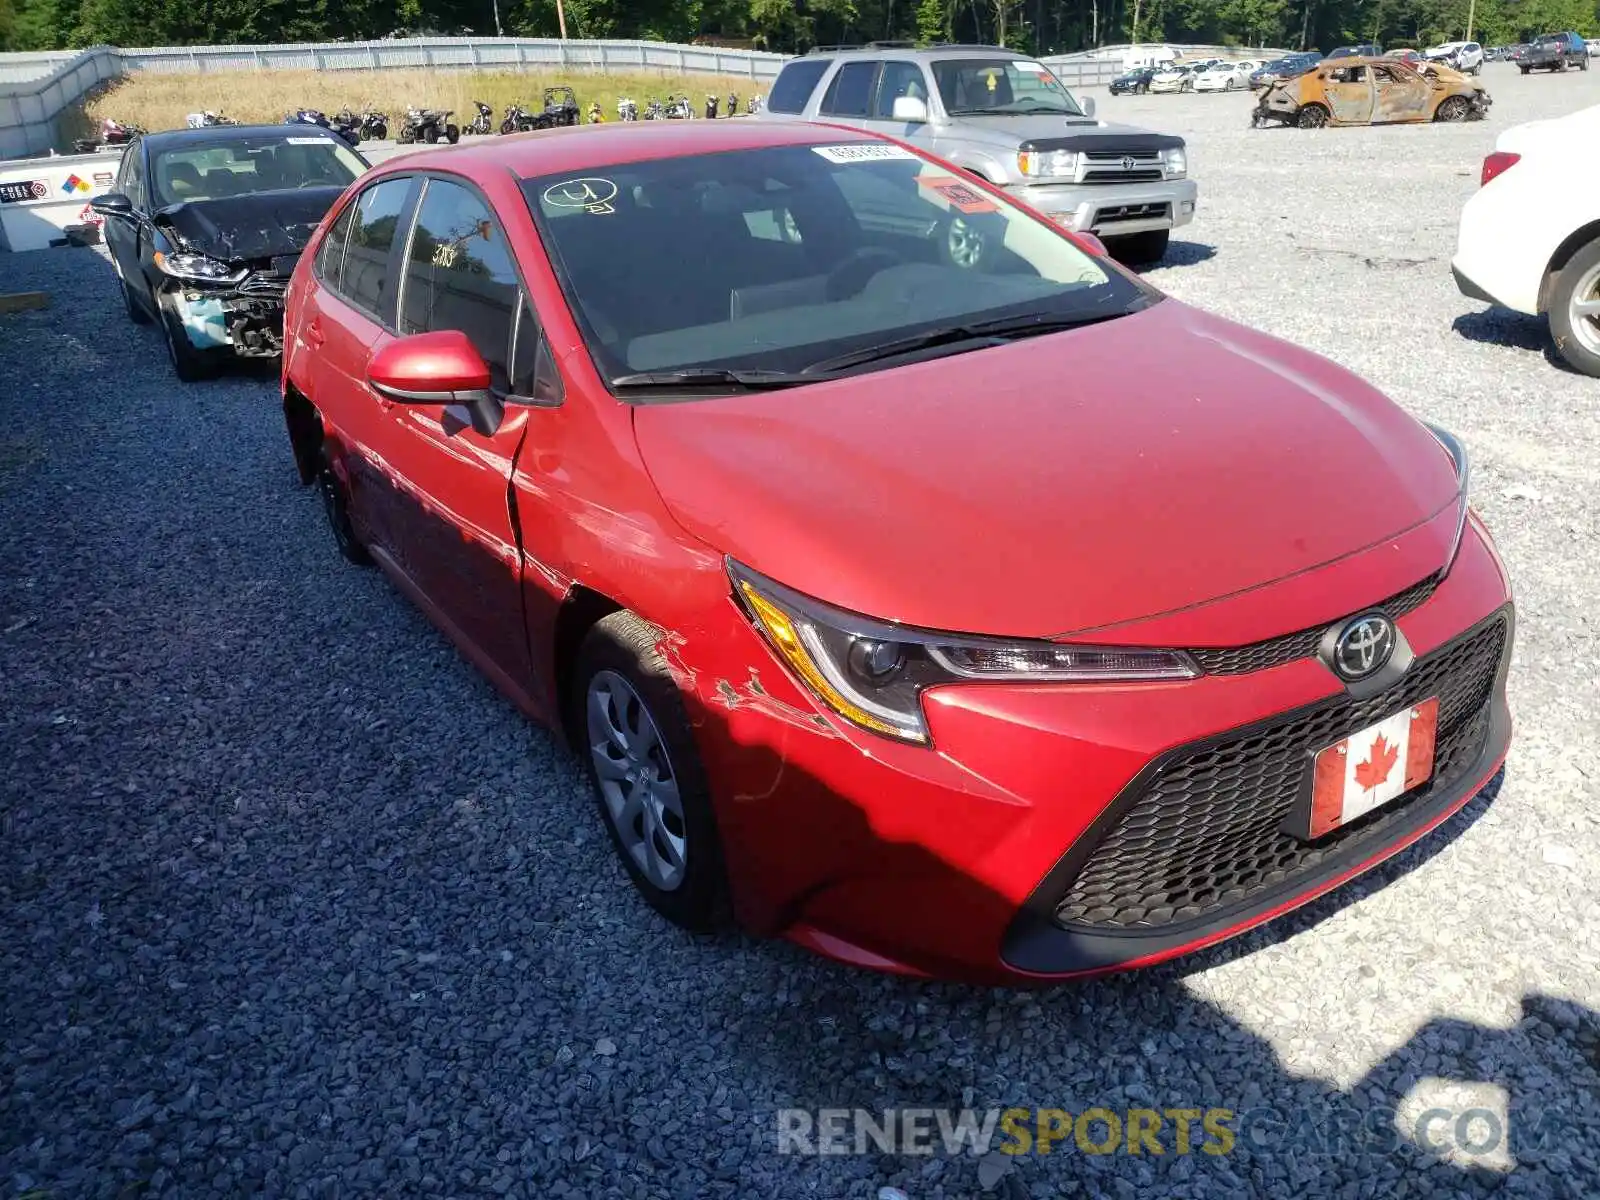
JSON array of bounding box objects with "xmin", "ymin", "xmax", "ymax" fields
[
  {"xmin": 1549, "ymin": 238, "xmax": 1600, "ymax": 377},
  {"xmin": 370, "ymin": 122, "xmax": 387, "ymax": 140},
  {"xmin": 1105, "ymin": 229, "xmax": 1170, "ymax": 266},
  {"xmin": 444, "ymin": 124, "xmax": 460, "ymax": 144},
  {"xmin": 398, "ymin": 126, "xmax": 415, "ymax": 143},
  {"xmin": 1297, "ymin": 103, "xmax": 1330, "ymax": 128},
  {"xmin": 1224, "ymin": 78, "xmax": 1235, "ymax": 91},
  {"xmin": 573, "ymin": 612, "xmax": 726, "ymax": 930},
  {"xmin": 158, "ymin": 296, "xmax": 219, "ymax": 382},
  {"xmin": 1434, "ymin": 95, "xmax": 1471, "ymax": 122}
]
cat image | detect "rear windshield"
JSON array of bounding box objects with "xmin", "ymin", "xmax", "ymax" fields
[
  {"xmin": 151, "ymin": 135, "xmax": 365, "ymax": 206},
  {"xmin": 520, "ymin": 142, "xmax": 1149, "ymax": 387}
]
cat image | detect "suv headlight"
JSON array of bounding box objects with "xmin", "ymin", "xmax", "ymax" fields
[
  {"xmin": 1424, "ymin": 423, "xmax": 1472, "ymax": 573},
  {"xmin": 1163, "ymin": 146, "xmax": 1187, "ymax": 178},
  {"xmin": 1017, "ymin": 149, "xmax": 1077, "ymax": 178},
  {"xmin": 729, "ymin": 561, "xmax": 1198, "ymax": 745},
  {"xmin": 153, "ymin": 250, "xmax": 247, "ymax": 284}
]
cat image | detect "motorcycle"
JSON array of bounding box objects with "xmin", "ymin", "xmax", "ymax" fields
[
  {"xmin": 727, "ymin": 92, "xmax": 740, "ymax": 117},
  {"xmin": 465, "ymin": 101, "xmax": 495, "ymax": 136},
  {"xmin": 328, "ymin": 108, "xmax": 363, "ymax": 144},
  {"xmin": 617, "ymin": 98, "xmax": 638, "ymax": 122},
  {"xmin": 398, "ymin": 106, "xmax": 459, "ymax": 144},
  {"xmin": 704, "ymin": 93, "xmax": 721, "ymax": 119},
  {"xmin": 185, "ymin": 110, "xmax": 238, "ymax": 128},
  {"xmin": 356, "ymin": 107, "xmax": 390, "ymax": 141},
  {"xmin": 642, "ymin": 99, "xmax": 665, "ymax": 121},
  {"xmin": 71, "ymin": 116, "xmax": 143, "ymax": 154},
  {"xmin": 541, "ymin": 86, "xmax": 580, "ymax": 128},
  {"xmin": 664, "ymin": 93, "xmax": 694, "ymax": 119},
  {"xmin": 748, "ymin": 94, "xmax": 764, "ymax": 115},
  {"xmin": 500, "ymin": 102, "xmax": 537, "ymax": 134},
  {"xmin": 586, "ymin": 102, "xmax": 604, "ymax": 124}
]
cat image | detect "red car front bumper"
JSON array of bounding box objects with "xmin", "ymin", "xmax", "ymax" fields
[{"xmin": 678, "ymin": 519, "xmax": 1512, "ymax": 986}]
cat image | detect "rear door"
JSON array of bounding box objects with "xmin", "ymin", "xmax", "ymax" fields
[
  {"xmin": 376, "ymin": 174, "xmax": 534, "ymax": 688},
  {"xmin": 1321, "ymin": 65, "xmax": 1375, "ymax": 123},
  {"xmin": 815, "ymin": 59, "xmax": 882, "ymax": 133}
]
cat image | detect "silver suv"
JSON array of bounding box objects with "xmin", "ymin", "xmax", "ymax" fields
[{"xmin": 756, "ymin": 42, "xmax": 1197, "ymax": 263}]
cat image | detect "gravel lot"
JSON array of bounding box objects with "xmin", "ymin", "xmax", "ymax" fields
[{"xmin": 3, "ymin": 64, "xmax": 1599, "ymax": 1200}]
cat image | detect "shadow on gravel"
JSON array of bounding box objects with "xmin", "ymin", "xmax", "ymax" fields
[
  {"xmin": 1451, "ymin": 308, "xmax": 1578, "ymax": 372},
  {"xmin": 1136, "ymin": 240, "xmax": 1216, "ymax": 273}
]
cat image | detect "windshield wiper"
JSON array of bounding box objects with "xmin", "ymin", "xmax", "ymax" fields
[
  {"xmin": 799, "ymin": 311, "xmax": 1132, "ymax": 375},
  {"xmin": 610, "ymin": 367, "xmax": 826, "ymax": 391}
]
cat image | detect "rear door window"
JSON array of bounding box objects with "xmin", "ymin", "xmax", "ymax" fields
[
  {"xmin": 341, "ymin": 177, "xmax": 413, "ymax": 319},
  {"xmin": 819, "ymin": 62, "xmax": 881, "ymax": 118},
  {"xmin": 767, "ymin": 59, "xmax": 831, "ymax": 113},
  {"xmin": 315, "ymin": 200, "xmax": 355, "ymax": 290}
]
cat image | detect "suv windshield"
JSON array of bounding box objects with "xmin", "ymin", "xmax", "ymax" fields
[
  {"xmin": 521, "ymin": 142, "xmax": 1150, "ymax": 388},
  {"xmin": 930, "ymin": 58, "xmax": 1085, "ymax": 115},
  {"xmin": 151, "ymin": 135, "xmax": 365, "ymax": 207}
]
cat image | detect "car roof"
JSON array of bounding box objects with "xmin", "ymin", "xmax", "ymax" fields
[
  {"xmin": 805, "ymin": 42, "xmax": 1031, "ymax": 60},
  {"xmin": 140, "ymin": 124, "xmax": 351, "ymax": 150},
  {"xmin": 372, "ymin": 119, "xmax": 881, "ymax": 181}
]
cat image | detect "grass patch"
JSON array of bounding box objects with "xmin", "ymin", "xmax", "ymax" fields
[{"xmin": 66, "ymin": 67, "xmax": 759, "ymax": 142}]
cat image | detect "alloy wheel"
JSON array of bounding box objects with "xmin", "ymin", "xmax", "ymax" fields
[
  {"xmin": 587, "ymin": 669, "xmax": 687, "ymax": 892},
  {"xmin": 1570, "ymin": 262, "xmax": 1600, "ymax": 357},
  {"xmin": 947, "ymin": 216, "xmax": 985, "ymax": 268}
]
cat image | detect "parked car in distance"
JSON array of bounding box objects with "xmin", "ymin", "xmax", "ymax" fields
[
  {"xmin": 1193, "ymin": 61, "xmax": 1259, "ymax": 92},
  {"xmin": 91, "ymin": 124, "xmax": 369, "ymax": 381},
  {"xmin": 1109, "ymin": 66, "xmax": 1156, "ymax": 95},
  {"xmin": 757, "ymin": 44, "xmax": 1195, "ymax": 264},
  {"xmin": 1518, "ymin": 32, "xmax": 1590, "ymax": 73},
  {"xmin": 1148, "ymin": 63, "xmax": 1197, "ymax": 93},
  {"xmin": 1250, "ymin": 53, "xmax": 1321, "ymax": 89},
  {"xmin": 283, "ymin": 119, "xmax": 1512, "ymax": 986},
  {"xmin": 1452, "ymin": 102, "xmax": 1600, "ymax": 376},
  {"xmin": 1589, "ymin": 39, "xmax": 1600, "ymax": 57},
  {"xmin": 1424, "ymin": 41, "xmax": 1484, "ymax": 73},
  {"xmin": 1327, "ymin": 43, "xmax": 1382, "ymax": 59},
  {"xmin": 1386, "ymin": 49, "xmax": 1424, "ymax": 64},
  {"xmin": 1254, "ymin": 57, "xmax": 1491, "ymax": 127}
]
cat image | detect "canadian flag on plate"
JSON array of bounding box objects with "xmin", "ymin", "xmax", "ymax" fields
[{"xmin": 1307, "ymin": 697, "xmax": 1439, "ymax": 839}]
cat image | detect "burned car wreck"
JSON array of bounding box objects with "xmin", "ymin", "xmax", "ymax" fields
[
  {"xmin": 92, "ymin": 126, "xmax": 368, "ymax": 380},
  {"xmin": 1253, "ymin": 58, "xmax": 1491, "ymax": 129}
]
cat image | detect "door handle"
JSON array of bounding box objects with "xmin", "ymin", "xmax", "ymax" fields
[{"xmin": 305, "ymin": 319, "xmax": 325, "ymax": 347}]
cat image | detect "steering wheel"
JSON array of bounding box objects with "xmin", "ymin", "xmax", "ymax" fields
[{"xmin": 824, "ymin": 247, "xmax": 905, "ymax": 301}]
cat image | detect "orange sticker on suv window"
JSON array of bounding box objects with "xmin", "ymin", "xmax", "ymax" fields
[{"xmin": 916, "ymin": 176, "xmax": 998, "ymax": 214}]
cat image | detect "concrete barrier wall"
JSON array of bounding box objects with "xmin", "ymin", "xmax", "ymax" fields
[{"xmin": 0, "ymin": 47, "xmax": 122, "ymax": 159}]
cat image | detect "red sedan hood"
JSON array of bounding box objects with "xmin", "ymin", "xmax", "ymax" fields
[{"xmin": 633, "ymin": 301, "xmax": 1460, "ymax": 639}]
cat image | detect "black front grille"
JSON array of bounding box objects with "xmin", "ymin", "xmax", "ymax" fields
[
  {"xmin": 1094, "ymin": 202, "xmax": 1170, "ymax": 224},
  {"xmin": 1190, "ymin": 574, "xmax": 1439, "ymax": 676},
  {"xmin": 1052, "ymin": 612, "xmax": 1507, "ymax": 931},
  {"xmin": 1083, "ymin": 168, "xmax": 1164, "ymax": 183}
]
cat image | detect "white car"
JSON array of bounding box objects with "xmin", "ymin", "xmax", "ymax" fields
[
  {"xmin": 1452, "ymin": 103, "xmax": 1600, "ymax": 376},
  {"xmin": 1424, "ymin": 41, "xmax": 1484, "ymax": 72},
  {"xmin": 1148, "ymin": 66, "xmax": 1195, "ymax": 93},
  {"xmin": 1193, "ymin": 61, "xmax": 1259, "ymax": 91}
]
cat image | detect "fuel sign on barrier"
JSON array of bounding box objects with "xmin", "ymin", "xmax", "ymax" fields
[{"xmin": 0, "ymin": 148, "xmax": 125, "ymax": 252}]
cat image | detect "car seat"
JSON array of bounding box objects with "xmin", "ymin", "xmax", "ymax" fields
[{"xmin": 158, "ymin": 160, "xmax": 204, "ymax": 204}]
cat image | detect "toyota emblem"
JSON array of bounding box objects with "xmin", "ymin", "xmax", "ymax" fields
[
  {"xmin": 1331, "ymin": 614, "xmax": 1396, "ymax": 681},
  {"xmin": 1121, "ymin": 155, "xmax": 1137, "ymax": 170}
]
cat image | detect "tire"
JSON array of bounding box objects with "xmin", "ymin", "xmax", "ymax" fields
[
  {"xmin": 1105, "ymin": 229, "xmax": 1170, "ymax": 266},
  {"xmin": 1434, "ymin": 95, "xmax": 1471, "ymax": 122},
  {"xmin": 1520, "ymin": 65, "xmax": 1530, "ymax": 75},
  {"xmin": 1297, "ymin": 103, "xmax": 1329, "ymax": 128},
  {"xmin": 315, "ymin": 447, "xmax": 372, "ymax": 565},
  {"xmin": 113, "ymin": 256, "xmax": 151, "ymax": 325},
  {"xmin": 371, "ymin": 123, "xmax": 387, "ymax": 140},
  {"xmin": 500, "ymin": 119, "xmax": 515, "ymax": 135},
  {"xmin": 573, "ymin": 611, "xmax": 726, "ymax": 931},
  {"xmin": 1224, "ymin": 78, "xmax": 1235, "ymax": 91},
  {"xmin": 398, "ymin": 127, "xmax": 415, "ymax": 144},
  {"xmin": 158, "ymin": 296, "xmax": 217, "ymax": 383},
  {"xmin": 1549, "ymin": 237, "xmax": 1600, "ymax": 377},
  {"xmin": 444, "ymin": 124, "xmax": 460, "ymax": 144}
]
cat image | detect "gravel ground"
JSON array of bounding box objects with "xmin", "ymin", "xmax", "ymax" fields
[{"xmin": 3, "ymin": 64, "xmax": 1599, "ymax": 1200}]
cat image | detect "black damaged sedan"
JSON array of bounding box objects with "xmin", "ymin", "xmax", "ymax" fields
[{"xmin": 91, "ymin": 125, "xmax": 368, "ymax": 381}]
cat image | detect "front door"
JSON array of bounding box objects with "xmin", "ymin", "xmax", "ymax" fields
[
  {"xmin": 1370, "ymin": 64, "xmax": 1433, "ymax": 122},
  {"xmin": 1321, "ymin": 65, "xmax": 1375, "ymax": 123}
]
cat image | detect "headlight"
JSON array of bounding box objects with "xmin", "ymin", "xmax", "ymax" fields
[
  {"xmin": 1424, "ymin": 423, "xmax": 1471, "ymax": 573},
  {"xmin": 1163, "ymin": 146, "xmax": 1187, "ymax": 177},
  {"xmin": 1017, "ymin": 149, "xmax": 1077, "ymax": 178},
  {"xmin": 152, "ymin": 250, "xmax": 247, "ymax": 284},
  {"xmin": 729, "ymin": 561, "xmax": 1198, "ymax": 745}
]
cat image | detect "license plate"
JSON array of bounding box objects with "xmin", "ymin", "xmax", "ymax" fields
[{"xmin": 1304, "ymin": 698, "xmax": 1439, "ymax": 839}]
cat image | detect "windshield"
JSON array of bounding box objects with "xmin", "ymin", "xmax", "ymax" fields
[
  {"xmin": 930, "ymin": 58, "xmax": 1084, "ymax": 115},
  {"xmin": 520, "ymin": 142, "xmax": 1150, "ymax": 387},
  {"xmin": 151, "ymin": 135, "xmax": 365, "ymax": 207}
]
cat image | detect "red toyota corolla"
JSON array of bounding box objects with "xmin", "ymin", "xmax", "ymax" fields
[{"xmin": 281, "ymin": 120, "xmax": 1512, "ymax": 985}]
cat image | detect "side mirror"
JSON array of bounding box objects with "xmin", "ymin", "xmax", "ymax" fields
[
  {"xmin": 1073, "ymin": 232, "xmax": 1109, "ymax": 256},
  {"xmin": 1078, "ymin": 96, "xmax": 1097, "ymax": 119},
  {"xmin": 90, "ymin": 192, "xmax": 133, "ymax": 215},
  {"xmin": 891, "ymin": 95, "xmax": 929, "ymax": 123},
  {"xmin": 367, "ymin": 329, "xmax": 503, "ymax": 436}
]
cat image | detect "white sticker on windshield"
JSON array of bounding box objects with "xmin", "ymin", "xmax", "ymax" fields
[
  {"xmin": 286, "ymin": 136, "xmax": 332, "ymax": 144},
  {"xmin": 811, "ymin": 143, "xmax": 917, "ymax": 164},
  {"xmin": 1012, "ymin": 60, "xmax": 1048, "ymax": 72}
]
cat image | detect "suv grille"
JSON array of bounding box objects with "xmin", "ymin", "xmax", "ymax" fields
[
  {"xmin": 1051, "ymin": 612, "xmax": 1507, "ymax": 931},
  {"xmin": 1190, "ymin": 575, "xmax": 1439, "ymax": 676},
  {"xmin": 1081, "ymin": 150, "xmax": 1164, "ymax": 184},
  {"xmin": 1093, "ymin": 202, "xmax": 1170, "ymax": 225}
]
